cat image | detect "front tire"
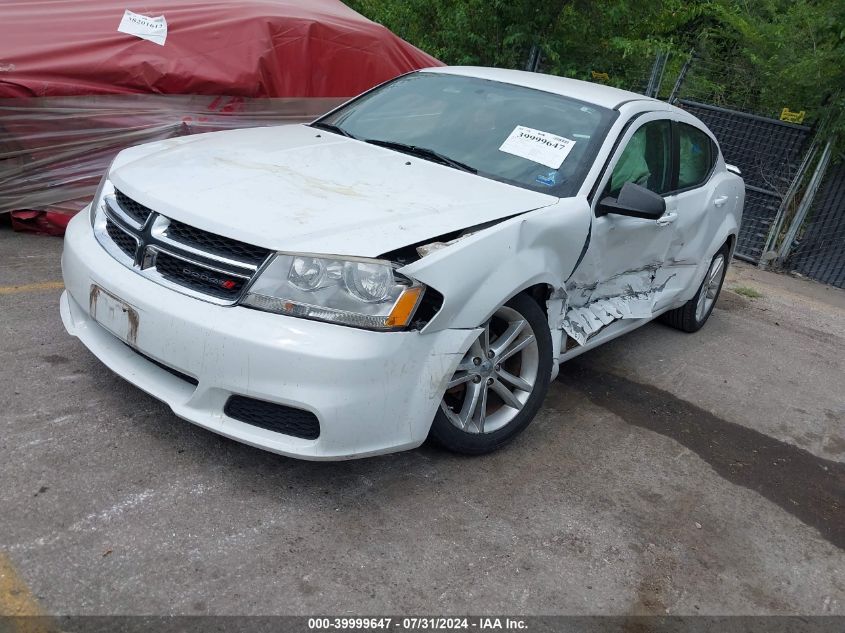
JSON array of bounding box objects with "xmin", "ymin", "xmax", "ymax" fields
[
  {"xmin": 659, "ymin": 246, "xmax": 729, "ymax": 333},
  {"xmin": 429, "ymin": 292, "xmax": 552, "ymax": 455}
]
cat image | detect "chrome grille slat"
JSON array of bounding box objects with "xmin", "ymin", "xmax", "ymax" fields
[
  {"xmin": 165, "ymin": 219, "xmax": 270, "ymax": 266},
  {"xmin": 115, "ymin": 190, "xmax": 153, "ymax": 225},
  {"xmin": 151, "ymin": 216, "xmax": 261, "ymax": 272},
  {"xmin": 153, "ymin": 250, "xmax": 250, "ymax": 301},
  {"xmin": 105, "ymin": 195, "xmax": 146, "ymax": 230},
  {"xmin": 93, "ymin": 189, "xmax": 272, "ymax": 305},
  {"xmin": 104, "ymin": 218, "xmax": 139, "ymax": 258}
]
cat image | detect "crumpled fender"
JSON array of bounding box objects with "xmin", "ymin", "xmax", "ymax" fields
[{"xmin": 399, "ymin": 197, "xmax": 592, "ymax": 333}]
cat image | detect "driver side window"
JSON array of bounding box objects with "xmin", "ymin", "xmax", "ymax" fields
[{"xmin": 607, "ymin": 120, "xmax": 672, "ymax": 198}]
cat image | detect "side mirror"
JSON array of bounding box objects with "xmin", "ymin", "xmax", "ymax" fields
[{"xmin": 598, "ymin": 181, "xmax": 666, "ymax": 219}]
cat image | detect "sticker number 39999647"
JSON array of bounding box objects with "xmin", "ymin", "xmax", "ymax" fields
[{"xmin": 498, "ymin": 125, "xmax": 576, "ymax": 169}]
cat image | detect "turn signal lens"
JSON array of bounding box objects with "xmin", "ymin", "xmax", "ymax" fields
[{"xmin": 385, "ymin": 286, "xmax": 424, "ymax": 328}]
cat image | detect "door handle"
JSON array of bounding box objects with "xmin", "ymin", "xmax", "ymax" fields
[
  {"xmin": 714, "ymin": 195, "xmax": 729, "ymax": 207},
  {"xmin": 656, "ymin": 212, "xmax": 678, "ymax": 226}
]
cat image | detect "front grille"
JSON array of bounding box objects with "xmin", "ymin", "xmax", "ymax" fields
[
  {"xmin": 96, "ymin": 190, "xmax": 270, "ymax": 304},
  {"xmin": 115, "ymin": 189, "xmax": 152, "ymax": 225},
  {"xmin": 105, "ymin": 218, "xmax": 138, "ymax": 258},
  {"xmin": 154, "ymin": 252, "xmax": 247, "ymax": 300},
  {"xmin": 224, "ymin": 395, "xmax": 320, "ymax": 440},
  {"xmin": 166, "ymin": 220, "xmax": 270, "ymax": 266}
]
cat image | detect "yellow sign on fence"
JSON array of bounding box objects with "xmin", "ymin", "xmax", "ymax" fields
[{"xmin": 780, "ymin": 108, "xmax": 806, "ymax": 124}]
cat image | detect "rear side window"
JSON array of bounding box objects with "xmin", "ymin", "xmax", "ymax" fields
[
  {"xmin": 678, "ymin": 123, "xmax": 716, "ymax": 189},
  {"xmin": 607, "ymin": 120, "xmax": 672, "ymax": 197}
]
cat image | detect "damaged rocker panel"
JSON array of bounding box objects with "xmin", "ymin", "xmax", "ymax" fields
[{"xmin": 556, "ymin": 263, "xmax": 677, "ymax": 346}]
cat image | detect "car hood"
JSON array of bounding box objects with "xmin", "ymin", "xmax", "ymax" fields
[{"xmin": 110, "ymin": 124, "xmax": 558, "ymax": 257}]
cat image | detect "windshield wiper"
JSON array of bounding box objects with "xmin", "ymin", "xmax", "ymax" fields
[
  {"xmin": 311, "ymin": 121, "xmax": 356, "ymax": 139},
  {"xmin": 364, "ymin": 139, "xmax": 477, "ymax": 174}
]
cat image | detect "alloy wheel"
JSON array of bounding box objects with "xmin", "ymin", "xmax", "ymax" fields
[
  {"xmin": 440, "ymin": 305, "xmax": 540, "ymax": 434},
  {"xmin": 695, "ymin": 253, "xmax": 725, "ymax": 322}
]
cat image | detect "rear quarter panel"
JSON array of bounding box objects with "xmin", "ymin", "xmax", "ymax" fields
[{"xmin": 674, "ymin": 166, "xmax": 744, "ymax": 306}]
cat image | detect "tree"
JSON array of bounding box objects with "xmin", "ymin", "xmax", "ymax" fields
[{"xmin": 345, "ymin": 0, "xmax": 844, "ymax": 133}]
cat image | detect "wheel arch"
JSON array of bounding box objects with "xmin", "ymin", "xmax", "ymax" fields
[
  {"xmin": 430, "ymin": 267, "xmax": 563, "ymax": 332},
  {"xmin": 680, "ymin": 217, "xmax": 739, "ymax": 306},
  {"xmin": 723, "ymin": 232, "xmax": 736, "ymax": 259},
  {"xmin": 522, "ymin": 282, "xmax": 554, "ymax": 313}
]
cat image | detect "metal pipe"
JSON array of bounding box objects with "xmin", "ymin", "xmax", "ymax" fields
[
  {"xmin": 758, "ymin": 139, "xmax": 820, "ymax": 265},
  {"xmin": 668, "ymin": 50, "xmax": 694, "ymax": 104},
  {"xmin": 654, "ymin": 52, "xmax": 669, "ymax": 98},
  {"xmin": 775, "ymin": 140, "xmax": 833, "ymax": 266},
  {"xmin": 645, "ymin": 53, "xmax": 662, "ymax": 97},
  {"xmin": 525, "ymin": 44, "xmax": 541, "ymax": 72}
]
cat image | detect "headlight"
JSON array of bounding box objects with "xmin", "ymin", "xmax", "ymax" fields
[
  {"xmin": 89, "ymin": 163, "xmax": 115, "ymax": 226},
  {"xmin": 242, "ymin": 254, "xmax": 425, "ymax": 330}
]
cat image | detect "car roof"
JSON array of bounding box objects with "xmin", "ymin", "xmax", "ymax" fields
[{"xmin": 422, "ymin": 66, "xmax": 658, "ymax": 110}]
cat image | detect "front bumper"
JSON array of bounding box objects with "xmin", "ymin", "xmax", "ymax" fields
[{"xmin": 60, "ymin": 210, "xmax": 477, "ymax": 460}]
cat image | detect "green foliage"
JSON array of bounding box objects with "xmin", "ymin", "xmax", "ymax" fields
[{"xmin": 345, "ymin": 0, "xmax": 844, "ymax": 138}]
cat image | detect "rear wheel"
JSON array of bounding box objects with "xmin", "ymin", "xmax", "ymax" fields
[
  {"xmin": 429, "ymin": 293, "xmax": 552, "ymax": 455},
  {"xmin": 659, "ymin": 246, "xmax": 728, "ymax": 333}
]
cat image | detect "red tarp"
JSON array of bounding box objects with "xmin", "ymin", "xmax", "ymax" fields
[
  {"xmin": 0, "ymin": 0, "xmax": 440, "ymax": 99},
  {"xmin": 0, "ymin": 0, "xmax": 442, "ymax": 233}
]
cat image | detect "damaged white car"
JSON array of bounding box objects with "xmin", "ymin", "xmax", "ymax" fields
[{"xmin": 60, "ymin": 67, "xmax": 744, "ymax": 459}]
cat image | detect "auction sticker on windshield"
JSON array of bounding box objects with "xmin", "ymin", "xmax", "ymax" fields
[{"xmin": 498, "ymin": 125, "xmax": 576, "ymax": 169}]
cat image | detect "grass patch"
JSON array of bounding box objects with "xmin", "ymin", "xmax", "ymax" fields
[{"xmin": 732, "ymin": 286, "xmax": 764, "ymax": 299}]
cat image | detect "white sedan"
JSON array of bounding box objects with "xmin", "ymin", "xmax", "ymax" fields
[{"xmin": 60, "ymin": 66, "xmax": 744, "ymax": 459}]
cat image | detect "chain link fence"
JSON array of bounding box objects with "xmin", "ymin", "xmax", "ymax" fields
[
  {"xmin": 787, "ymin": 159, "xmax": 845, "ymax": 288},
  {"xmin": 571, "ymin": 50, "xmax": 843, "ymax": 287},
  {"xmin": 677, "ymin": 100, "xmax": 812, "ymax": 262}
]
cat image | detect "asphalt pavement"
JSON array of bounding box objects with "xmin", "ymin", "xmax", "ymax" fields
[{"xmin": 1, "ymin": 226, "xmax": 843, "ymax": 616}]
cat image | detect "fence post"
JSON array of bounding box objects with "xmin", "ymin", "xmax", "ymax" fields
[
  {"xmin": 668, "ymin": 50, "xmax": 694, "ymax": 104},
  {"xmin": 645, "ymin": 53, "xmax": 660, "ymax": 97},
  {"xmin": 654, "ymin": 52, "xmax": 669, "ymax": 98},
  {"xmin": 758, "ymin": 139, "xmax": 820, "ymax": 266},
  {"xmin": 645, "ymin": 52, "xmax": 668, "ymax": 98},
  {"xmin": 525, "ymin": 44, "xmax": 542, "ymax": 72},
  {"xmin": 775, "ymin": 140, "xmax": 833, "ymax": 266}
]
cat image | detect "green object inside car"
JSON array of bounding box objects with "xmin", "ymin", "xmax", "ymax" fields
[{"xmin": 609, "ymin": 128, "xmax": 650, "ymax": 196}]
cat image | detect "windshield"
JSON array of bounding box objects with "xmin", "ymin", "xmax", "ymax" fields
[{"xmin": 314, "ymin": 72, "xmax": 618, "ymax": 197}]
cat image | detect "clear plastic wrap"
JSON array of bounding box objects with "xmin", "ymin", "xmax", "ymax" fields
[
  {"xmin": 0, "ymin": 95, "xmax": 346, "ymax": 231},
  {"xmin": 0, "ymin": 0, "xmax": 442, "ymax": 233}
]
